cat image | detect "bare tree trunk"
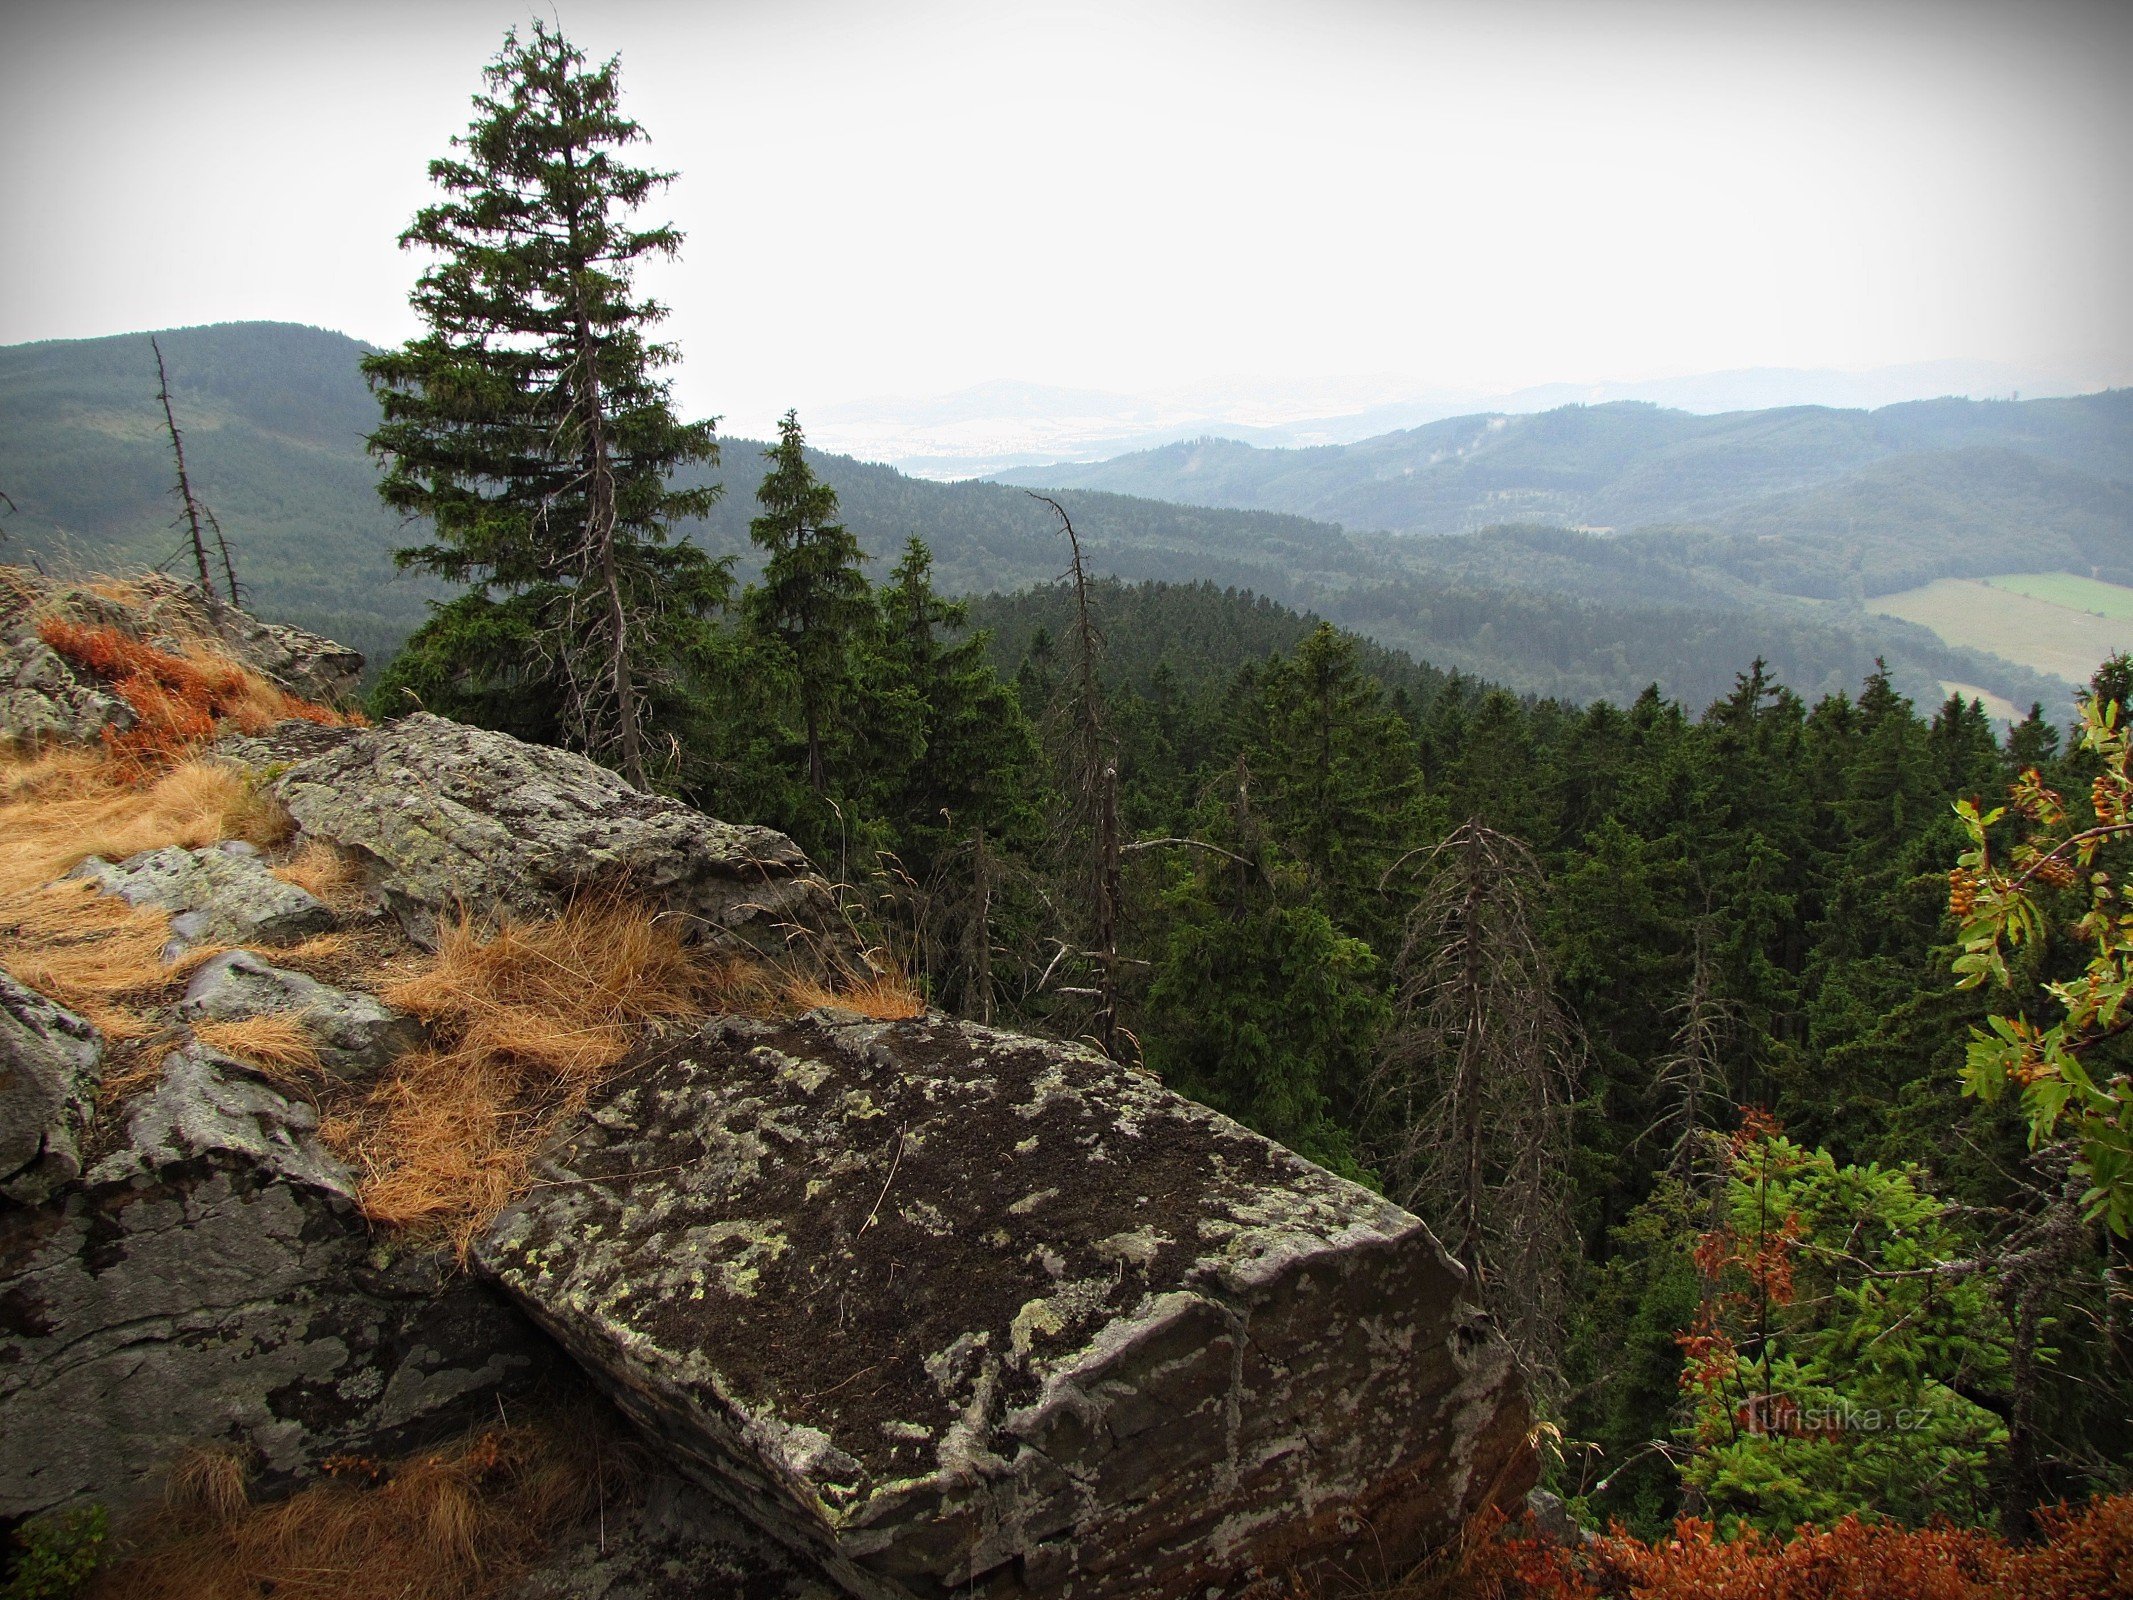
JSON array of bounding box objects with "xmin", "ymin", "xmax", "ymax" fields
[
  {"xmin": 572, "ymin": 311, "xmax": 644, "ymax": 789},
  {"xmin": 805, "ymin": 703, "xmax": 827, "ymax": 795},
  {"xmin": 972, "ymin": 823, "xmax": 994, "ymax": 1026},
  {"xmin": 1455, "ymin": 851, "xmax": 1488, "ymax": 1282},
  {"xmin": 1094, "ymin": 758, "xmax": 1122, "ymax": 1060},
  {"xmin": 1029, "ymin": 492, "xmax": 1122, "ymax": 1060},
  {"xmin": 152, "ymin": 337, "xmax": 220, "ymax": 603},
  {"xmin": 561, "ymin": 156, "xmax": 646, "ymax": 790},
  {"xmin": 204, "ymin": 504, "xmax": 241, "ymax": 607},
  {"xmin": 1993, "ymin": 1151, "xmax": 2090, "ymax": 1540}
]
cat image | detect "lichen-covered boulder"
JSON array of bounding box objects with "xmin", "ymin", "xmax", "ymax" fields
[
  {"xmin": 478, "ymin": 1013, "xmax": 1534, "ymax": 1600},
  {"xmin": 181, "ymin": 950, "xmax": 421, "ymax": 1078},
  {"xmin": 0, "ymin": 567, "xmax": 362, "ymax": 748},
  {"xmin": 70, "ymin": 840, "xmax": 335, "ymax": 956},
  {"xmin": 0, "ymin": 970, "xmax": 101, "ymax": 1204},
  {"xmin": 0, "ymin": 1045, "xmax": 555, "ymax": 1526},
  {"xmin": 263, "ymin": 713, "xmax": 859, "ymax": 970}
]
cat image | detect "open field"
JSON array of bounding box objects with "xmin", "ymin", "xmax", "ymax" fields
[
  {"xmin": 1870, "ymin": 575, "xmax": 2133, "ymax": 687},
  {"xmin": 1938, "ymin": 680, "xmax": 2025, "ymax": 724},
  {"xmin": 1983, "ymin": 572, "xmax": 2133, "ymax": 620}
]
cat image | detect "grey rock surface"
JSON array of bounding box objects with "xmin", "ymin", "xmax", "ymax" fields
[
  {"xmin": 0, "ymin": 970, "xmax": 102, "ymax": 1203},
  {"xmin": 512, "ymin": 1470, "xmax": 838, "ymax": 1600},
  {"xmin": 479, "ymin": 1013, "xmax": 1535, "ymax": 1600},
  {"xmin": 1, "ymin": 1045, "xmax": 555, "ymax": 1527},
  {"xmin": 0, "ymin": 567, "xmax": 362, "ymax": 748},
  {"xmin": 181, "ymin": 950, "xmax": 421, "ymax": 1078},
  {"xmin": 265, "ymin": 713, "xmax": 859, "ymax": 968},
  {"xmin": 71, "ymin": 841, "xmax": 335, "ymax": 954}
]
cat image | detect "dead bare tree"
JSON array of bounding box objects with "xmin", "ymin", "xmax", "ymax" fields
[
  {"xmin": 1362, "ymin": 818, "xmax": 1583, "ymax": 1407},
  {"xmin": 1645, "ymin": 925, "xmax": 1737, "ymax": 1186},
  {"xmin": 151, "ymin": 337, "xmax": 237, "ymax": 604},
  {"xmin": 1029, "ymin": 492, "xmax": 1124, "ymax": 1060}
]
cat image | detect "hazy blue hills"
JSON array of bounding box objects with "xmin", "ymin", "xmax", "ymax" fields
[
  {"xmin": 991, "ymin": 392, "xmax": 2133, "ymax": 564},
  {"xmin": 0, "ymin": 321, "xmax": 2087, "ymax": 715}
]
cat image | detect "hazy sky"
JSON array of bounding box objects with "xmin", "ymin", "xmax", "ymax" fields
[{"xmin": 3, "ymin": 0, "xmax": 2128, "ymax": 434}]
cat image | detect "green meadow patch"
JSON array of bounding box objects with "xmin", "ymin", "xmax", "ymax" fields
[{"xmin": 1870, "ymin": 573, "xmax": 2133, "ymax": 688}]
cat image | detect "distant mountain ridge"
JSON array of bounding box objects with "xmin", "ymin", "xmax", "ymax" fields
[
  {"xmin": 0, "ymin": 321, "xmax": 2090, "ymax": 716},
  {"xmin": 991, "ymin": 391, "xmax": 2133, "ymax": 558}
]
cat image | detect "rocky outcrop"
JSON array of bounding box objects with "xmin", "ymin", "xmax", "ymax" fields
[
  {"xmin": 0, "ymin": 971, "xmax": 102, "ymax": 1204},
  {"xmin": 479, "ymin": 1012, "xmax": 1535, "ymax": 1600},
  {"xmin": 512, "ymin": 1471, "xmax": 838, "ymax": 1600},
  {"xmin": 0, "ymin": 569, "xmax": 361, "ymax": 745},
  {"xmin": 180, "ymin": 950, "xmax": 422, "ymax": 1078},
  {"xmin": 2, "ymin": 573, "xmax": 1537, "ymax": 1589},
  {"xmin": 256, "ymin": 713, "xmax": 859, "ymax": 968},
  {"xmin": 1, "ymin": 1042, "xmax": 555, "ymax": 1527},
  {"xmin": 71, "ymin": 840, "xmax": 335, "ymax": 956}
]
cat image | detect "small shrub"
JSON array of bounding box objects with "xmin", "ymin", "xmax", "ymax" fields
[{"xmin": 2, "ymin": 1506, "xmax": 107, "ymax": 1600}]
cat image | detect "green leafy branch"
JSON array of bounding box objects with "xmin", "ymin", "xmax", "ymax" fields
[{"xmin": 1950, "ymin": 697, "xmax": 2133, "ymax": 1235}]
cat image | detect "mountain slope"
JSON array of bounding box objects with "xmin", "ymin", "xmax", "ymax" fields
[
  {"xmin": 0, "ymin": 322, "xmax": 2084, "ymax": 714},
  {"xmin": 993, "ymin": 393, "xmax": 2133, "ymax": 557}
]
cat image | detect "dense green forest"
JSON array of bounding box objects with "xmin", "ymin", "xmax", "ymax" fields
[
  {"xmin": 383, "ymin": 474, "xmax": 2132, "ymax": 1538},
  {"xmin": 0, "ymin": 323, "xmax": 2076, "ymax": 713}
]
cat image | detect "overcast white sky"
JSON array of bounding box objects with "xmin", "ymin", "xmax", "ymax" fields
[{"xmin": 2, "ymin": 0, "xmax": 2128, "ymax": 436}]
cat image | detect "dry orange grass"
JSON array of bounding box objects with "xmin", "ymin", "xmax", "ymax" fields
[
  {"xmin": 91, "ymin": 1420, "xmax": 622, "ymax": 1600},
  {"xmin": 785, "ymin": 966, "xmax": 926, "ymax": 1020},
  {"xmin": 188, "ymin": 1015, "xmax": 324, "ymax": 1080},
  {"xmin": 35, "ymin": 619, "xmax": 356, "ymax": 771},
  {"xmin": 0, "ymin": 747, "xmax": 273, "ymax": 1048},
  {"xmin": 271, "ymin": 841, "xmax": 366, "ymax": 912},
  {"xmin": 332, "ymin": 896, "xmax": 772, "ymax": 1256},
  {"xmin": 0, "ymin": 876, "xmax": 223, "ymax": 1049},
  {"xmin": 0, "ymin": 747, "xmax": 285, "ymax": 898}
]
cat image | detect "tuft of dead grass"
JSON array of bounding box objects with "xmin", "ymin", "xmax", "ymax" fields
[
  {"xmin": 785, "ymin": 966, "xmax": 927, "ymax": 1020},
  {"xmin": 271, "ymin": 841, "xmax": 366, "ymax": 912},
  {"xmin": 0, "ymin": 877, "xmax": 222, "ymax": 1050},
  {"xmin": 0, "ymin": 747, "xmax": 286, "ymax": 899},
  {"xmin": 91, "ymin": 1417, "xmax": 627, "ymax": 1600},
  {"xmin": 0, "ymin": 746, "xmax": 259, "ymax": 1052},
  {"xmin": 188, "ymin": 1015, "xmax": 324, "ymax": 1080},
  {"xmin": 165, "ymin": 1445, "xmax": 254, "ymax": 1527},
  {"xmin": 332, "ymin": 895, "xmax": 773, "ymax": 1256}
]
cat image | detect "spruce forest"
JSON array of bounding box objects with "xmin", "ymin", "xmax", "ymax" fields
[{"xmin": 5, "ymin": 11, "xmax": 2130, "ymax": 1598}]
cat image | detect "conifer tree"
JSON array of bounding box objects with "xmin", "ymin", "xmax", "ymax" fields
[
  {"xmin": 363, "ymin": 21, "xmax": 723, "ymax": 787},
  {"xmin": 1249, "ymin": 622, "xmax": 1426, "ymax": 932},
  {"xmin": 747, "ymin": 411, "xmax": 871, "ymax": 795},
  {"xmin": 871, "ymin": 537, "xmax": 1039, "ymax": 862}
]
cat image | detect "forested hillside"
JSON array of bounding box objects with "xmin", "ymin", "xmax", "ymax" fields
[{"xmin": 0, "ymin": 323, "xmax": 2077, "ymax": 713}]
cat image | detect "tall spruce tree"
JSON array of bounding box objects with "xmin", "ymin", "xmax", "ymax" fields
[
  {"xmin": 747, "ymin": 411, "xmax": 871, "ymax": 796},
  {"xmin": 363, "ymin": 21, "xmax": 722, "ymax": 788}
]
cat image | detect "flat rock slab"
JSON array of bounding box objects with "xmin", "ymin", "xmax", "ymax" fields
[
  {"xmin": 181, "ymin": 949, "xmax": 421, "ymax": 1078},
  {"xmin": 479, "ymin": 1014, "xmax": 1533, "ymax": 1600},
  {"xmin": 71, "ymin": 841, "xmax": 334, "ymax": 954},
  {"xmin": 263, "ymin": 713, "xmax": 860, "ymax": 970}
]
